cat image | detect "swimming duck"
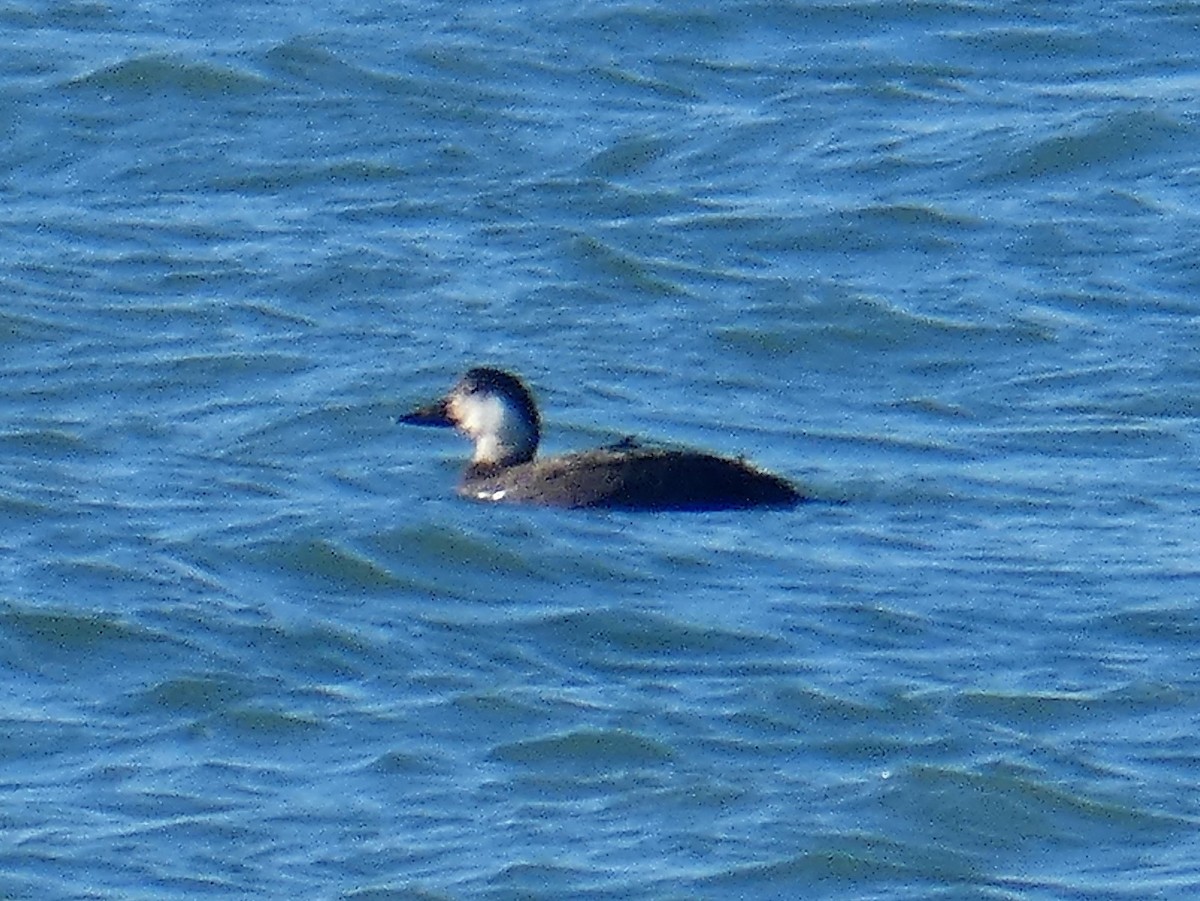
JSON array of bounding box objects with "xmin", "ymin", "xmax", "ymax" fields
[{"xmin": 400, "ymin": 367, "xmax": 802, "ymax": 510}]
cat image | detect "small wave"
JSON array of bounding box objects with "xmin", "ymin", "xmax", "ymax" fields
[
  {"xmin": 253, "ymin": 538, "xmax": 402, "ymax": 591},
  {"xmin": 986, "ymin": 110, "xmax": 1192, "ymax": 182},
  {"xmin": 1101, "ymin": 605, "xmax": 1200, "ymax": 644},
  {"xmin": 0, "ymin": 428, "xmax": 91, "ymax": 458},
  {"xmin": 950, "ymin": 22, "xmax": 1106, "ymax": 62},
  {"xmin": 530, "ymin": 607, "xmax": 781, "ymax": 663},
  {"xmin": 380, "ymin": 522, "xmax": 545, "ymax": 585},
  {"xmin": 0, "ymin": 306, "xmax": 76, "ymax": 346},
  {"xmin": 583, "ymin": 133, "xmax": 670, "ymax": 178},
  {"xmin": 567, "ymin": 233, "xmax": 688, "ymax": 298},
  {"xmin": 67, "ymin": 54, "xmax": 272, "ymax": 99},
  {"xmin": 261, "ymin": 38, "xmax": 361, "ymax": 85},
  {"xmin": 208, "ymin": 158, "xmax": 411, "ymax": 194},
  {"xmin": 221, "ymin": 706, "xmax": 323, "ymax": 738},
  {"xmin": 490, "ymin": 727, "xmax": 674, "ymax": 770},
  {"xmin": 985, "ymin": 421, "xmax": 1182, "ymax": 459},
  {"xmin": 367, "ymin": 750, "xmax": 445, "ymax": 776},
  {"xmin": 448, "ymin": 690, "xmax": 545, "ymax": 723},
  {"xmin": 1, "ymin": 602, "xmax": 163, "ymax": 654},
  {"xmin": 883, "ymin": 762, "xmax": 1183, "ymax": 848},
  {"xmin": 953, "ymin": 684, "xmax": 1185, "ymax": 729},
  {"xmin": 717, "ymin": 287, "xmax": 1023, "ymax": 362},
  {"xmin": 144, "ymin": 674, "xmax": 252, "ymax": 715},
  {"xmin": 702, "ymin": 832, "xmax": 978, "ymax": 891},
  {"xmin": 484, "ymin": 861, "xmax": 600, "ymax": 900}
]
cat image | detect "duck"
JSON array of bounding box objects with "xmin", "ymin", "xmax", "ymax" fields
[{"xmin": 400, "ymin": 367, "xmax": 802, "ymax": 510}]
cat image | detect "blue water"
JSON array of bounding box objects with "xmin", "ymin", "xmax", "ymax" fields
[{"xmin": 4, "ymin": 1, "xmax": 1200, "ymax": 898}]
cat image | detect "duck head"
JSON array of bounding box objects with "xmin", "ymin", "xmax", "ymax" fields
[{"xmin": 400, "ymin": 367, "xmax": 541, "ymax": 467}]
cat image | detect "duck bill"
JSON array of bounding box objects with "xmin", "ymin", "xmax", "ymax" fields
[{"xmin": 399, "ymin": 398, "xmax": 454, "ymax": 427}]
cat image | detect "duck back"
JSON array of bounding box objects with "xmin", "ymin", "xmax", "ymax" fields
[{"xmin": 461, "ymin": 447, "xmax": 801, "ymax": 510}]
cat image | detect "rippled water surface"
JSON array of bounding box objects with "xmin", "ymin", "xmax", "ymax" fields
[{"xmin": 4, "ymin": 1, "xmax": 1200, "ymax": 898}]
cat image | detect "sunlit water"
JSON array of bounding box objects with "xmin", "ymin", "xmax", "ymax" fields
[{"xmin": 4, "ymin": 2, "xmax": 1200, "ymax": 898}]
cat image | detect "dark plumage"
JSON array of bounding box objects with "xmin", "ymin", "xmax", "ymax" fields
[{"xmin": 401, "ymin": 368, "xmax": 802, "ymax": 511}]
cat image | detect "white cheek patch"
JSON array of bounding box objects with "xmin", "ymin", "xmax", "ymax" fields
[
  {"xmin": 455, "ymin": 393, "xmax": 536, "ymax": 466},
  {"xmin": 457, "ymin": 395, "xmax": 506, "ymax": 438}
]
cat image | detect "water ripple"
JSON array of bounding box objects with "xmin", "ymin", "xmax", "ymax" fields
[{"xmin": 6, "ymin": 0, "xmax": 1200, "ymax": 897}]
